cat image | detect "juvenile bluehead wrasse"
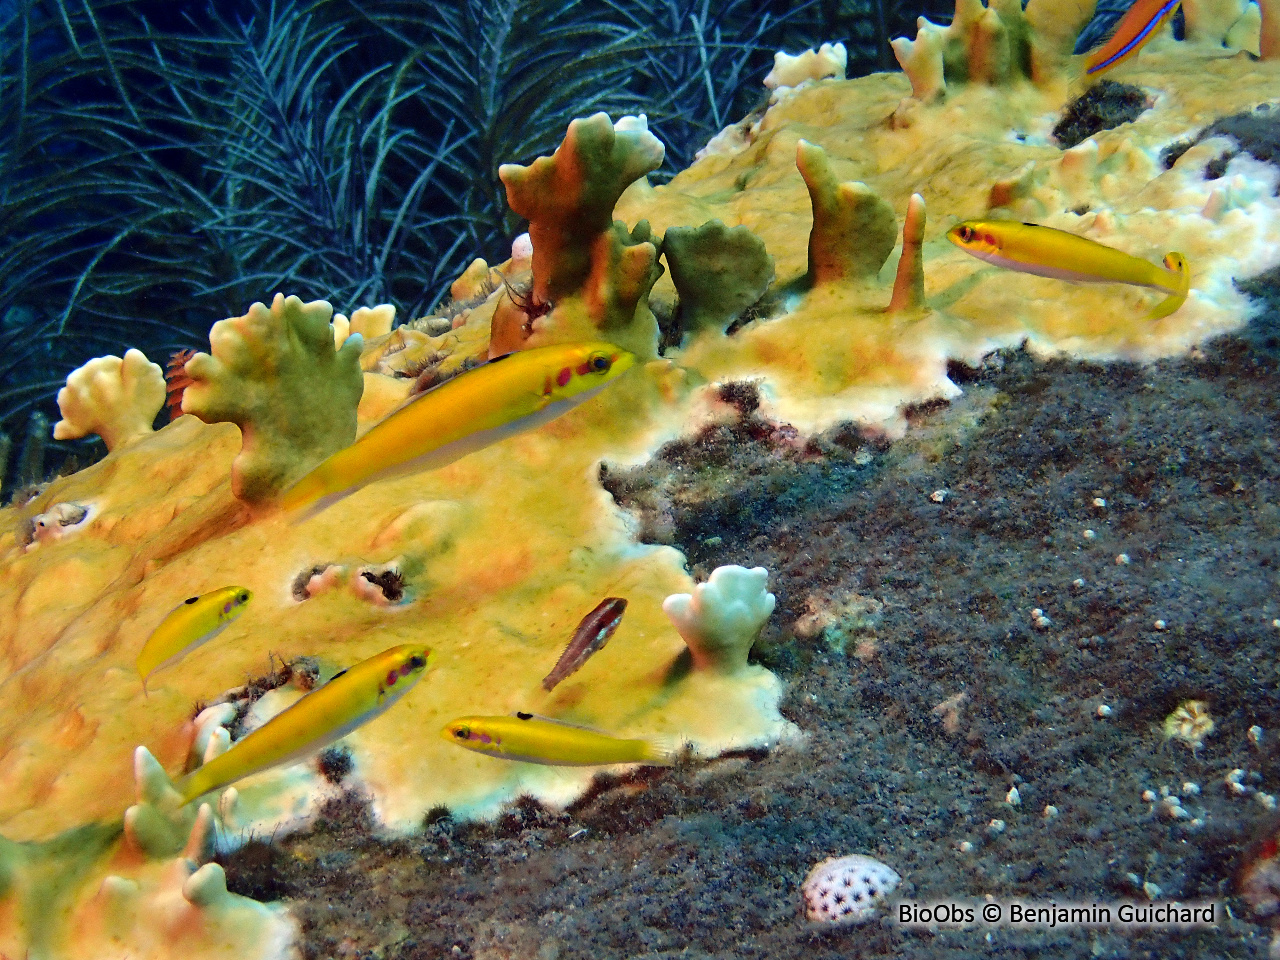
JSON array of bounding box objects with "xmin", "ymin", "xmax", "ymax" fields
[
  {"xmin": 542, "ymin": 597, "xmax": 627, "ymax": 692},
  {"xmin": 442, "ymin": 712, "xmax": 676, "ymax": 766},
  {"xmin": 176, "ymin": 644, "xmax": 432, "ymax": 804},
  {"xmin": 947, "ymin": 220, "xmax": 1190, "ymax": 320},
  {"xmin": 137, "ymin": 587, "xmax": 251, "ymax": 693},
  {"xmin": 281, "ymin": 341, "xmax": 637, "ymax": 521},
  {"xmin": 1085, "ymin": 0, "xmax": 1180, "ymax": 76}
]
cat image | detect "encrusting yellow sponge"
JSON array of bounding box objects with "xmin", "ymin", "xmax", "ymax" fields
[{"xmin": 53, "ymin": 348, "xmax": 166, "ymax": 452}]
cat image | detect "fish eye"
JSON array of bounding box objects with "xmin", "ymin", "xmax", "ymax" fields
[
  {"xmin": 454, "ymin": 726, "xmax": 469, "ymax": 739},
  {"xmin": 237, "ymin": 592, "xmax": 249, "ymax": 603},
  {"xmin": 589, "ymin": 353, "xmax": 610, "ymax": 373},
  {"xmin": 409, "ymin": 655, "xmax": 426, "ymax": 670},
  {"xmin": 958, "ymin": 225, "xmax": 974, "ymax": 243}
]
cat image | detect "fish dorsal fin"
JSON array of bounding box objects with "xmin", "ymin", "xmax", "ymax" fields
[
  {"xmin": 512, "ymin": 711, "xmax": 612, "ymax": 735},
  {"xmin": 327, "ymin": 668, "xmax": 348, "ymax": 684}
]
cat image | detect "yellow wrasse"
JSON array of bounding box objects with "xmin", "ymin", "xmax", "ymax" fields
[
  {"xmin": 442, "ymin": 712, "xmax": 676, "ymax": 766},
  {"xmin": 177, "ymin": 643, "xmax": 432, "ymax": 804},
  {"xmin": 137, "ymin": 587, "xmax": 251, "ymax": 693},
  {"xmin": 1085, "ymin": 0, "xmax": 1180, "ymax": 76},
  {"xmin": 281, "ymin": 341, "xmax": 637, "ymax": 521},
  {"xmin": 947, "ymin": 220, "xmax": 1190, "ymax": 320}
]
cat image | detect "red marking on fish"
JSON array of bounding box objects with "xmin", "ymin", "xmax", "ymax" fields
[
  {"xmin": 556, "ymin": 367, "xmax": 572, "ymax": 388},
  {"xmin": 164, "ymin": 349, "xmax": 197, "ymax": 422},
  {"xmin": 386, "ymin": 670, "xmax": 398, "ymax": 686},
  {"xmin": 576, "ymin": 362, "xmax": 590, "ymax": 376},
  {"xmin": 542, "ymin": 597, "xmax": 628, "ymax": 692}
]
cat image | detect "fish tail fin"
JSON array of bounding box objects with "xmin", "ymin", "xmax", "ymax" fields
[
  {"xmin": 1149, "ymin": 252, "xmax": 1190, "ymax": 320},
  {"xmin": 641, "ymin": 735, "xmax": 682, "ymax": 767}
]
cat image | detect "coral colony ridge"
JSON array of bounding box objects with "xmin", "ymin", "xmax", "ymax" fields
[{"xmin": 4, "ymin": 0, "xmax": 1280, "ymax": 957}]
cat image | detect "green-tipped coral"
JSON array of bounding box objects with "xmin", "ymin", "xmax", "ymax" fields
[
  {"xmin": 796, "ymin": 140, "xmax": 898, "ymax": 289},
  {"xmin": 500, "ymin": 113, "xmax": 664, "ymax": 305},
  {"xmin": 181, "ymin": 294, "xmax": 364, "ymax": 504},
  {"xmin": 664, "ymin": 220, "xmax": 775, "ymax": 340},
  {"xmin": 496, "ymin": 114, "xmax": 666, "ymax": 357}
]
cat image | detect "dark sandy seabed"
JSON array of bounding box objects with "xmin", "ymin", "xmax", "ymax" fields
[{"xmin": 216, "ymin": 275, "xmax": 1280, "ymax": 959}]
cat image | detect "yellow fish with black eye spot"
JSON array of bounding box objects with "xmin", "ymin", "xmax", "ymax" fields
[
  {"xmin": 137, "ymin": 586, "xmax": 251, "ymax": 693},
  {"xmin": 281, "ymin": 341, "xmax": 637, "ymax": 521},
  {"xmin": 176, "ymin": 643, "xmax": 432, "ymax": 804},
  {"xmin": 442, "ymin": 712, "xmax": 676, "ymax": 766},
  {"xmin": 947, "ymin": 219, "xmax": 1190, "ymax": 320}
]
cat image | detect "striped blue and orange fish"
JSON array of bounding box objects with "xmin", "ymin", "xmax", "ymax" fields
[{"xmin": 1085, "ymin": 0, "xmax": 1181, "ymax": 76}]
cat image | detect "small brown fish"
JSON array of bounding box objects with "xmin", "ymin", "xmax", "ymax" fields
[{"xmin": 542, "ymin": 597, "xmax": 627, "ymax": 691}]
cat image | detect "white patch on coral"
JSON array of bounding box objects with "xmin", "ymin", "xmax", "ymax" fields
[
  {"xmin": 510, "ymin": 232, "xmax": 533, "ymax": 271},
  {"xmin": 764, "ymin": 42, "xmax": 847, "ymax": 90},
  {"xmin": 663, "ymin": 565, "xmax": 776, "ymax": 673},
  {"xmin": 305, "ymin": 564, "xmax": 345, "ymax": 599},
  {"xmin": 27, "ymin": 501, "xmax": 93, "ymax": 548}
]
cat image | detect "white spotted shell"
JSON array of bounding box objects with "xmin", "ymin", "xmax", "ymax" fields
[{"xmin": 801, "ymin": 853, "xmax": 900, "ymax": 925}]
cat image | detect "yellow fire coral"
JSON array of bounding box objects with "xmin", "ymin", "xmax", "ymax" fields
[
  {"xmin": 494, "ymin": 113, "xmax": 666, "ymax": 358},
  {"xmin": 181, "ymin": 293, "xmax": 365, "ymax": 504},
  {"xmin": 53, "ymin": 349, "xmax": 166, "ymax": 453},
  {"xmin": 3, "ymin": 3, "xmax": 1280, "ymax": 957}
]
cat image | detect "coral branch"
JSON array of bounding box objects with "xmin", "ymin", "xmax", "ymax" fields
[
  {"xmin": 889, "ymin": 194, "xmax": 927, "ymax": 313},
  {"xmin": 182, "ymin": 294, "xmax": 364, "ymax": 504},
  {"xmin": 53, "ymin": 349, "xmax": 165, "ymax": 452},
  {"xmin": 499, "ymin": 113, "xmax": 665, "ymax": 306},
  {"xmin": 663, "ymin": 566, "xmax": 776, "ymax": 675},
  {"xmin": 797, "ymin": 140, "xmax": 898, "ymax": 287},
  {"xmin": 664, "ymin": 220, "xmax": 775, "ymax": 339}
]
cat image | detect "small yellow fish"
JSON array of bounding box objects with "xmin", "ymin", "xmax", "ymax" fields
[
  {"xmin": 947, "ymin": 220, "xmax": 1190, "ymax": 320},
  {"xmin": 137, "ymin": 587, "xmax": 252, "ymax": 692},
  {"xmin": 441, "ymin": 712, "xmax": 676, "ymax": 766},
  {"xmin": 281, "ymin": 341, "xmax": 637, "ymax": 521},
  {"xmin": 177, "ymin": 643, "xmax": 432, "ymax": 804}
]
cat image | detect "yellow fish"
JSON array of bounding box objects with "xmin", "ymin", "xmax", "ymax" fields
[
  {"xmin": 441, "ymin": 712, "xmax": 676, "ymax": 766},
  {"xmin": 947, "ymin": 220, "xmax": 1190, "ymax": 320},
  {"xmin": 281, "ymin": 341, "xmax": 637, "ymax": 521},
  {"xmin": 177, "ymin": 643, "xmax": 432, "ymax": 804},
  {"xmin": 137, "ymin": 587, "xmax": 252, "ymax": 693}
]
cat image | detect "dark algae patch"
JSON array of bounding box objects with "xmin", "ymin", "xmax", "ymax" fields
[
  {"xmin": 1163, "ymin": 103, "xmax": 1280, "ymax": 181},
  {"xmin": 217, "ymin": 328, "xmax": 1280, "ymax": 958},
  {"xmin": 1053, "ymin": 80, "xmax": 1153, "ymax": 149}
]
